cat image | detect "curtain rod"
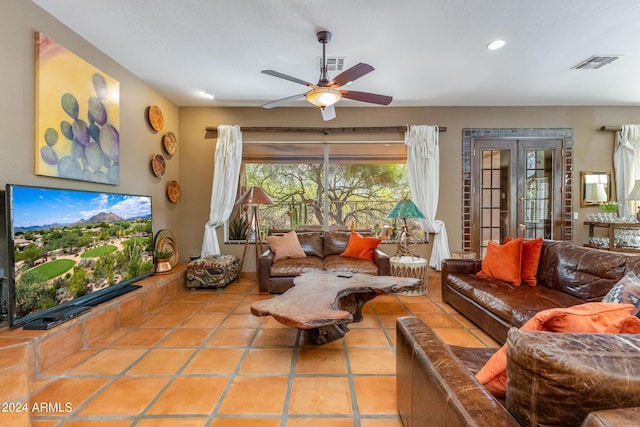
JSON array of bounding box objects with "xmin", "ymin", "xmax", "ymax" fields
[
  {"xmin": 205, "ymin": 125, "xmax": 447, "ymax": 136},
  {"xmin": 600, "ymin": 126, "xmax": 622, "ymax": 131}
]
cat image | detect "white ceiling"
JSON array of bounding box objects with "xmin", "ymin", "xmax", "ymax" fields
[{"xmin": 33, "ymin": 0, "xmax": 640, "ymax": 108}]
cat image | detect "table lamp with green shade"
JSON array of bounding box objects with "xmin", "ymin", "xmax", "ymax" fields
[{"xmin": 387, "ymin": 197, "xmax": 425, "ymax": 257}]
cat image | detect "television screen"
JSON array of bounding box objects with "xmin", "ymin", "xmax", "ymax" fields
[{"xmin": 5, "ymin": 184, "xmax": 153, "ymax": 328}]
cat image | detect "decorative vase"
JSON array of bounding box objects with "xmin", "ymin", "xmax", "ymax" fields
[{"xmin": 154, "ymin": 258, "xmax": 172, "ymax": 275}]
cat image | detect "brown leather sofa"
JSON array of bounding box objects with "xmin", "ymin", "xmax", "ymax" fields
[
  {"xmin": 441, "ymin": 240, "xmax": 640, "ymax": 343},
  {"xmin": 396, "ymin": 317, "xmax": 640, "ymax": 427},
  {"xmin": 257, "ymin": 230, "xmax": 390, "ymax": 293}
]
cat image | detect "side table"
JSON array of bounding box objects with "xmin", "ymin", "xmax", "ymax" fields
[{"xmin": 390, "ymin": 256, "xmax": 428, "ymax": 296}]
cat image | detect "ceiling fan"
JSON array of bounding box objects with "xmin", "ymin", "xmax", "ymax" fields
[{"xmin": 261, "ymin": 30, "xmax": 392, "ymax": 121}]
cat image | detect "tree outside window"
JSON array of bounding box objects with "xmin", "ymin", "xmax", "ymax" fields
[{"xmin": 228, "ymin": 142, "xmax": 425, "ymax": 242}]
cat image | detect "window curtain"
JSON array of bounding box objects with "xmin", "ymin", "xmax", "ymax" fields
[
  {"xmin": 614, "ymin": 124, "xmax": 640, "ymax": 217},
  {"xmin": 201, "ymin": 125, "xmax": 243, "ymax": 257},
  {"xmin": 405, "ymin": 125, "xmax": 450, "ymax": 269}
]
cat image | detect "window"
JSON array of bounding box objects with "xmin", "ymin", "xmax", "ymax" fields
[{"xmin": 227, "ymin": 142, "xmax": 425, "ymax": 242}]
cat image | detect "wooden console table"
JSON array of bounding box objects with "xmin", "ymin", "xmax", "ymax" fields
[
  {"xmin": 584, "ymin": 221, "xmax": 640, "ymax": 253},
  {"xmin": 250, "ymin": 271, "xmax": 420, "ymax": 344}
]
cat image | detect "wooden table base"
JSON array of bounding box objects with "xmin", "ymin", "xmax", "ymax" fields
[{"xmin": 251, "ymin": 271, "xmax": 421, "ymax": 344}]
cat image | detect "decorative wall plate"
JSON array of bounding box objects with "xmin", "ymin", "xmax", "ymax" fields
[
  {"xmin": 163, "ymin": 131, "xmax": 177, "ymax": 155},
  {"xmin": 155, "ymin": 229, "xmax": 178, "ymax": 267},
  {"xmin": 148, "ymin": 105, "xmax": 164, "ymax": 131},
  {"xmin": 167, "ymin": 180, "xmax": 181, "ymax": 203},
  {"xmin": 151, "ymin": 153, "xmax": 166, "ymax": 177}
]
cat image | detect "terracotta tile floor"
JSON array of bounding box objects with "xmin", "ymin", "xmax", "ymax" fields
[{"xmin": 29, "ymin": 269, "xmax": 498, "ymax": 427}]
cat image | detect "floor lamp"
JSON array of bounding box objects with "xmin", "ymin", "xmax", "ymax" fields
[{"xmin": 235, "ymin": 186, "xmax": 274, "ymax": 274}]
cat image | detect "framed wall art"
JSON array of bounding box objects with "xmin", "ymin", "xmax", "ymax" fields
[{"xmin": 35, "ymin": 32, "xmax": 120, "ymax": 184}]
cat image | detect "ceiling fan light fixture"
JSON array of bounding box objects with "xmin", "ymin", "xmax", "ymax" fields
[{"xmin": 306, "ymin": 87, "xmax": 342, "ymax": 107}]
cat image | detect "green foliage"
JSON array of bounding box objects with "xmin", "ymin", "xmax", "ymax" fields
[
  {"xmin": 15, "ymin": 275, "xmax": 57, "ymax": 318},
  {"xmin": 14, "ymin": 243, "xmax": 43, "ymax": 266},
  {"xmin": 119, "ymin": 239, "xmax": 153, "ymax": 280},
  {"xmin": 229, "ymin": 215, "xmax": 248, "ymax": 240},
  {"xmin": 81, "ymin": 244, "xmax": 117, "ymax": 258},
  {"xmin": 153, "ymin": 249, "xmax": 175, "ymax": 259},
  {"xmin": 245, "ymin": 162, "xmax": 409, "ymax": 230},
  {"xmin": 600, "ymin": 201, "xmax": 618, "ymax": 213},
  {"xmin": 21, "ymin": 259, "xmax": 76, "ymax": 283},
  {"xmin": 68, "ymin": 266, "xmax": 88, "ymax": 298},
  {"xmin": 13, "ymin": 218, "xmax": 154, "ymax": 317},
  {"xmin": 93, "ymin": 252, "xmax": 116, "ymax": 286}
]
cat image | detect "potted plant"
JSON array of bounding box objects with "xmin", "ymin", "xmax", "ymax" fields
[{"xmin": 153, "ymin": 249, "xmax": 174, "ymax": 274}]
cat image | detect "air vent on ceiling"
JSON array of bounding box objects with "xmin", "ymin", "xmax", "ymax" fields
[
  {"xmin": 571, "ymin": 55, "xmax": 621, "ymax": 70},
  {"xmin": 318, "ymin": 56, "xmax": 345, "ymax": 72}
]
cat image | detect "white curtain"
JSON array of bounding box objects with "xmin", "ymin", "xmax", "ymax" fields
[
  {"xmin": 614, "ymin": 124, "xmax": 640, "ymax": 217},
  {"xmin": 405, "ymin": 125, "xmax": 451, "ymax": 270},
  {"xmin": 201, "ymin": 125, "xmax": 243, "ymax": 257}
]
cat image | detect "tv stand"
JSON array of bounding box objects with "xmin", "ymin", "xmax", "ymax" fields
[
  {"xmin": 21, "ymin": 283, "xmax": 142, "ymax": 330},
  {"xmin": 23, "ymin": 305, "xmax": 92, "ymax": 330}
]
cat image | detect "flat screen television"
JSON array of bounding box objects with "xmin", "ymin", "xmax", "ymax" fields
[{"xmin": 3, "ymin": 184, "xmax": 153, "ymax": 329}]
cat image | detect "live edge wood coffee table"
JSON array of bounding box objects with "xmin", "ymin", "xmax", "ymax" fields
[{"xmin": 250, "ymin": 271, "xmax": 421, "ymax": 345}]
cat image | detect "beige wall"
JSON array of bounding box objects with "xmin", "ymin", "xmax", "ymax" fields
[
  {"xmin": 5, "ymin": 1, "xmax": 640, "ymax": 272},
  {"xmin": 2, "ymin": 0, "xmax": 182, "ymax": 252},
  {"xmin": 179, "ymin": 105, "xmax": 640, "ymax": 270}
]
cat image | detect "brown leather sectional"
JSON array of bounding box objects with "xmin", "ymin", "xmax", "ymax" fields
[
  {"xmin": 396, "ymin": 240, "xmax": 640, "ymax": 426},
  {"xmin": 257, "ymin": 230, "xmax": 390, "ymax": 293},
  {"xmin": 396, "ymin": 317, "xmax": 640, "ymax": 427},
  {"xmin": 442, "ymin": 240, "xmax": 639, "ymax": 343}
]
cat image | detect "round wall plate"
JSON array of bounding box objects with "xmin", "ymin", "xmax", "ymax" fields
[
  {"xmin": 163, "ymin": 132, "xmax": 177, "ymax": 155},
  {"xmin": 148, "ymin": 105, "xmax": 164, "ymax": 131},
  {"xmin": 151, "ymin": 153, "xmax": 166, "ymax": 177},
  {"xmin": 167, "ymin": 180, "xmax": 181, "ymax": 203}
]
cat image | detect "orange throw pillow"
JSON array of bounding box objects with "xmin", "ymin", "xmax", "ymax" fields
[
  {"xmin": 475, "ymin": 302, "xmax": 635, "ymax": 398},
  {"xmin": 504, "ymin": 237, "xmax": 543, "ymax": 286},
  {"xmin": 605, "ymin": 315, "xmax": 640, "ymax": 333},
  {"xmin": 266, "ymin": 231, "xmax": 307, "ymax": 262},
  {"xmin": 477, "ymin": 238, "xmax": 523, "ymax": 286},
  {"xmin": 340, "ymin": 231, "xmax": 381, "ymax": 261}
]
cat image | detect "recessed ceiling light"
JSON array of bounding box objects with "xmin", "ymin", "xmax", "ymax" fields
[
  {"xmin": 487, "ymin": 40, "xmax": 506, "ymax": 50},
  {"xmin": 203, "ymin": 91, "xmax": 215, "ymax": 100}
]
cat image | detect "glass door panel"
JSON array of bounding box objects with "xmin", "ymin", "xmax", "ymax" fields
[
  {"xmin": 472, "ymin": 138, "xmax": 563, "ymax": 257},
  {"xmin": 478, "ymin": 148, "xmax": 511, "ymax": 256},
  {"xmin": 523, "ymin": 149, "xmax": 553, "ymax": 239}
]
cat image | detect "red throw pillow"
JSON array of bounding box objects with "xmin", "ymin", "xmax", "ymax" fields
[
  {"xmin": 504, "ymin": 237, "xmax": 543, "ymax": 286},
  {"xmin": 475, "ymin": 302, "xmax": 635, "ymax": 398},
  {"xmin": 340, "ymin": 231, "xmax": 381, "ymax": 261},
  {"xmin": 477, "ymin": 238, "xmax": 523, "ymax": 286}
]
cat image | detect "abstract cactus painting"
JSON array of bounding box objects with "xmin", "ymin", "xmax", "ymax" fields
[{"xmin": 35, "ymin": 32, "xmax": 120, "ymax": 184}]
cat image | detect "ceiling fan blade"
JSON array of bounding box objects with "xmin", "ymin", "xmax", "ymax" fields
[
  {"xmin": 262, "ymin": 93, "xmax": 306, "ymax": 109},
  {"xmin": 320, "ymin": 104, "xmax": 336, "ymax": 121},
  {"xmin": 341, "ymin": 90, "xmax": 392, "ymax": 105},
  {"xmin": 261, "ymin": 70, "xmax": 315, "ymax": 87},
  {"xmin": 328, "ymin": 63, "xmax": 374, "ymax": 87}
]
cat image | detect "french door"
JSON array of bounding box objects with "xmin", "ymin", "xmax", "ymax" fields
[{"xmin": 471, "ymin": 138, "xmax": 564, "ymax": 256}]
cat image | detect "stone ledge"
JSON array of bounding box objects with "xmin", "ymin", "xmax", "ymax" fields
[{"xmin": 0, "ymin": 264, "xmax": 186, "ymax": 411}]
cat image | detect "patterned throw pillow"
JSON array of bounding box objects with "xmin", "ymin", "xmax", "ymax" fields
[{"xmin": 602, "ymin": 271, "xmax": 640, "ymax": 306}]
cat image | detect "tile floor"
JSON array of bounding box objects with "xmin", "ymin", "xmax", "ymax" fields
[{"xmin": 28, "ymin": 269, "xmax": 499, "ymax": 427}]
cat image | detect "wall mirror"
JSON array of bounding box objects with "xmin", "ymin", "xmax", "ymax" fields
[{"xmin": 581, "ymin": 171, "xmax": 612, "ymax": 207}]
